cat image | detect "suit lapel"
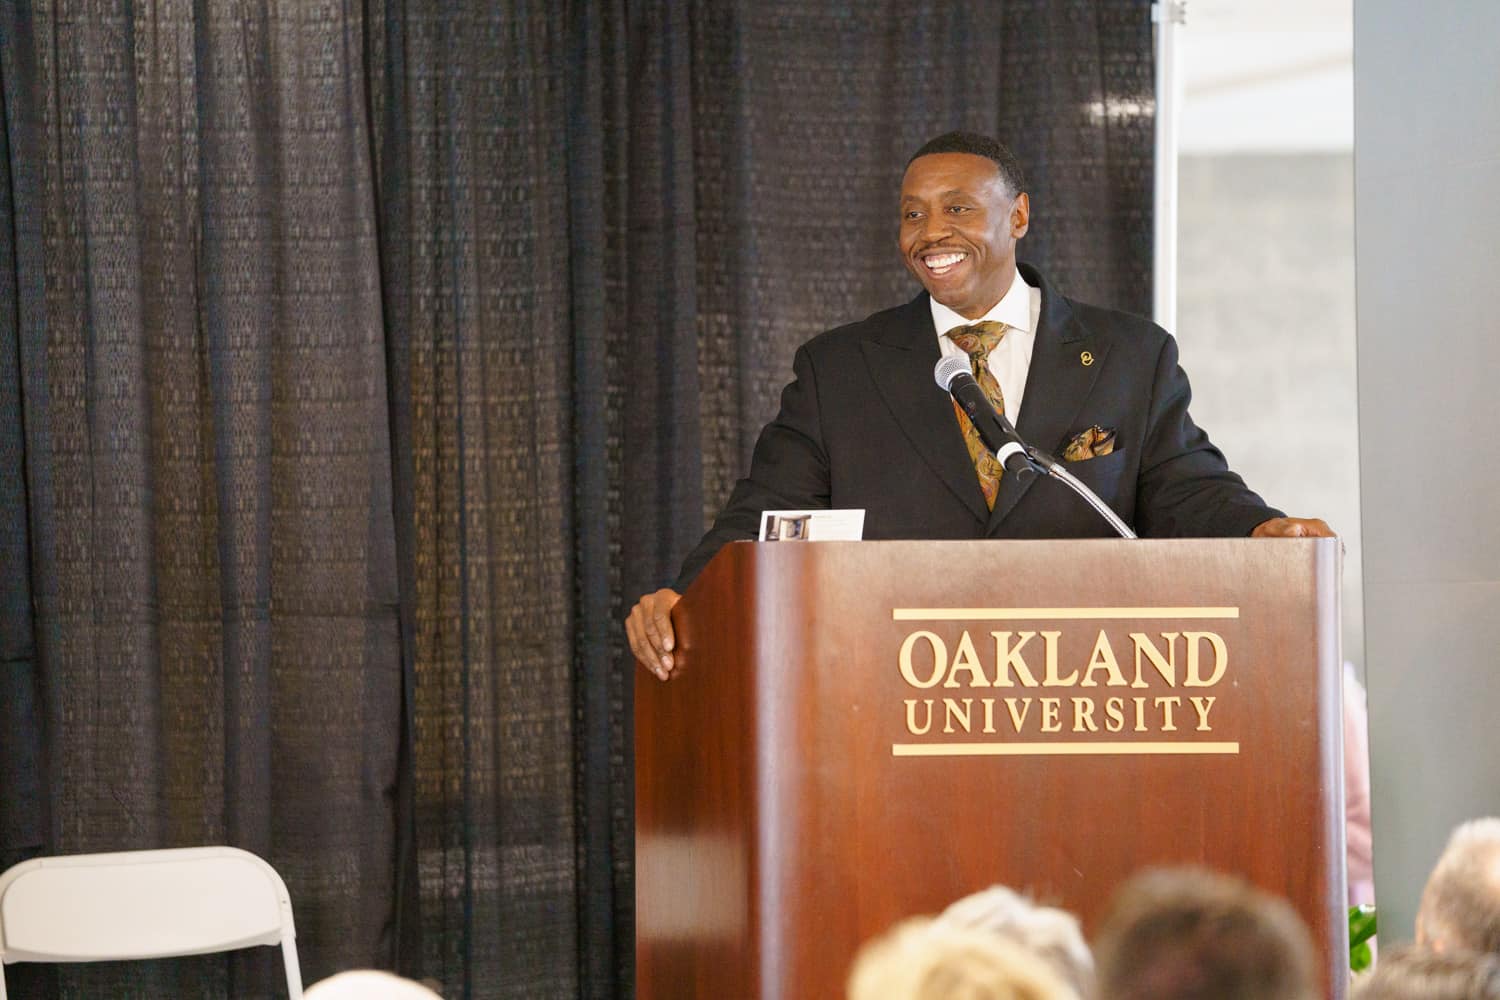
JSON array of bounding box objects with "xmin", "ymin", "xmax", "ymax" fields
[
  {"xmin": 987, "ymin": 265, "xmax": 1109, "ymax": 532},
  {"xmin": 861, "ymin": 296, "xmax": 990, "ymax": 524}
]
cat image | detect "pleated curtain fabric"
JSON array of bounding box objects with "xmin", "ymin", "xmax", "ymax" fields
[{"xmin": 0, "ymin": 1, "xmax": 1153, "ymax": 996}]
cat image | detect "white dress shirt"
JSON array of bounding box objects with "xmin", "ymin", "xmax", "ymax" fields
[{"xmin": 929, "ymin": 269, "xmax": 1041, "ymax": 426}]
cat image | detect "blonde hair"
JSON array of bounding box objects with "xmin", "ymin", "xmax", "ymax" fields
[{"xmin": 848, "ymin": 917, "xmax": 1079, "ymax": 1000}]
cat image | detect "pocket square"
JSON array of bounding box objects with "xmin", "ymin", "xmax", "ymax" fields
[{"xmin": 1062, "ymin": 425, "xmax": 1117, "ymax": 462}]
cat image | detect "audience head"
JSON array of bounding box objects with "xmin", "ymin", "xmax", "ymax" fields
[
  {"xmin": 938, "ymin": 885, "xmax": 1094, "ymax": 997},
  {"xmin": 1353, "ymin": 946, "xmax": 1500, "ymax": 1000},
  {"xmin": 305, "ymin": 970, "xmax": 444, "ymax": 999},
  {"xmin": 1417, "ymin": 817, "xmax": 1500, "ymax": 954},
  {"xmin": 848, "ymin": 916, "xmax": 1078, "ymax": 1000},
  {"xmin": 1092, "ymin": 867, "xmax": 1318, "ymax": 1000}
]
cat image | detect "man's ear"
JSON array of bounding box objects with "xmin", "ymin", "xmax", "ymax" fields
[
  {"xmin": 1416, "ymin": 911, "xmax": 1444, "ymax": 951},
  {"xmin": 1010, "ymin": 192, "xmax": 1030, "ymax": 239}
]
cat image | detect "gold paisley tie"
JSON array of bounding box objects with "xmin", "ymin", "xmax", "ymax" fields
[{"xmin": 944, "ymin": 321, "xmax": 1009, "ymax": 510}]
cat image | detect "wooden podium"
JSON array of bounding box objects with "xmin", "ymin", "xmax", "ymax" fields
[{"xmin": 635, "ymin": 539, "xmax": 1346, "ymax": 999}]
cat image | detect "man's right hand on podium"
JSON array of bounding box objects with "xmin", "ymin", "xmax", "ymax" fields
[{"xmin": 626, "ymin": 588, "xmax": 682, "ymax": 681}]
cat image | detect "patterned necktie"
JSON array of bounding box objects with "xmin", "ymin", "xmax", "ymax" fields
[{"xmin": 944, "ymin": 321, "xmax": 1009, "ymax": 510}]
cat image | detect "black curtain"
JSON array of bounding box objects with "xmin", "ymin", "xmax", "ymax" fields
[{"xmin": 0, "ymin": 1, "xmax": 1153, "ymax": 997}]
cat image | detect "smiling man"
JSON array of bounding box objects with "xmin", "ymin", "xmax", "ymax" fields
[
  {"xmin": 900, "ymin": 140, "xmax": 1028, "ymax": 321},
  {"xmin": 626, "ymin": 131, "xmax": 1332, "ymax": 679}
]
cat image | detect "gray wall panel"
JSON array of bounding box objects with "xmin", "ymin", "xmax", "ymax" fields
[
  {"xmin": 1356, "ymin": 0, "xmax": 1500, "ymax": 943},
  {"xmin": 1178, "ymin": 154, "xmax": 1362, "ymax": 666}
]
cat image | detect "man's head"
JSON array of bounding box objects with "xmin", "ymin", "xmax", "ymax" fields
[
  {"xmin": 1417, "ymin": 818, "xmax": 1500, "ymax": 953},
  {"xmin": 938, "ymin": 885, "xmax": 1094, "ymax": 997},
  {"xmin": 1092, "ymin": 867, "xmax": 1319, "ymax": 1000},
  {"xmin": 1353, "ymin": 946, "xmax": 1500, "ymax": 1000},
  {"xmin": 900, "ymin": 132, "xmax": 1030, "ymax": 320}
]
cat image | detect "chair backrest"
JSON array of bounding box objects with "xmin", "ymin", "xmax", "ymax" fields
[{"xmin": 0, "ymin": 846, "xmax": 302, "ymax": 998}]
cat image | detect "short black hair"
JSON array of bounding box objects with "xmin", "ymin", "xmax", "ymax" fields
[{"xmin": 908, "ymin": 132, "xmax": 1026, "ymax": 196}]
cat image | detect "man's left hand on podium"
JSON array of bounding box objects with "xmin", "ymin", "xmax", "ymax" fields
[
  {"xmin": 625, "ymin": 587, "xmax": 683, "ymax": 681},
  {"xmin": 1251, "ymin": 516, "xmax": 1336, "ymax": 538}
]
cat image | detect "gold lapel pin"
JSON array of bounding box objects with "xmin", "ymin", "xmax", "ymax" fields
[{"xmin": 1080, "ymin": 350, "xmax": 1095, "ymax": 367}]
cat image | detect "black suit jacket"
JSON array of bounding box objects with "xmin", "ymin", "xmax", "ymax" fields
[{"xmin": 674, "ymin": 263, "xmax": 1281, "ymax": 589}]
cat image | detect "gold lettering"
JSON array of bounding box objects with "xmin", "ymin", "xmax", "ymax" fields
[
  {"xmin": 1040, "ymin": 630, "xmax": 1067, "ymax": 685},
  {"xmin": 1072, "ymin": 697, "xmax": 1099, "ymax": 733},
  {"xmin": 991, "ymin": 631, "xmax": 1040, "ymax": 687},
  {"xmin": 1104, "ymin": 697, "xmax": 1126, "ymax": 733},
  {"xmin": 943, "ymin": 698, "xmax": 974, "ymax": 734},
  {"xmin": 1040, "ymin": 698, "xmax": 1062, "ymax": 733},
  {"xmin": 904, "ymin": 699, "xmax": 934, "ymax": 735},
  {"xmin": 1133, "ymin": 696, "xmax": 1148, "ymax": 732},
  {"xmin": 1004, "ymin": 698, "xmax": 1033, "ymax": 732},
  {"xmin": 1081, "ymin": 630, "xmax": 1127, "ymax": 687},
  {"xmin": 1130, "ymin": 632, "xmax": 1181, "ymax": 688},
  {"xmin": 1184, "ymin": 632, "xmax": 1228, "ymax": 686},
  {"xmin": 1189, "ymin": 695, "xmax": 1217, "ymax": 731},
  {"xmin": 1155, "ymin": 696, "xmax": 1182, "ymax": 731},
  {"xmin": 899, "ymin": 631, "xmax": 947, "ymax": 689},
  {"xmin": 944, "ymin": 631, "xmax": 989, "ymax": 688},
  {"xmin": 981, "ymin": 699, "xmax": 997, "ymax": 734}
]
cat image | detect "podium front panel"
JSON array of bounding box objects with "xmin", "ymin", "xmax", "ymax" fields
[{"xmin": 636, "ymin": 539, "xmax": 1344, "ymax": 999}]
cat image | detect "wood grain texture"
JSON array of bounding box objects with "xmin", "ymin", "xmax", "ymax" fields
[{"xmin": 636, "ymin": 538, "xmax": 1345, "ymax": 999}]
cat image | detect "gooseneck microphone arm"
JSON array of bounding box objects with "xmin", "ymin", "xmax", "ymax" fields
[
  {"xmin": 933, "ymin": 356, "xmax": 1137, "ymax": 540},
  {"xmin": 1031, "ymin": 455, "xmax": 1138, "ymax": 540}
]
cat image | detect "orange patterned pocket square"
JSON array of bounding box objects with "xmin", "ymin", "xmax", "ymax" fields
[{"xmin": 1062, "ymin": 425, "xmax": 1117, "ymax": 462}]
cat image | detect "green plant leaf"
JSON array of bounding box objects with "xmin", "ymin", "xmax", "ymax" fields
[
  {"xmin": 1349, "ymin": 904, "xmax": 1378, "ymax": 971},
  {"xmin": 1349, "ymin": 904, "xmax": 1378, "ymax": 946}
]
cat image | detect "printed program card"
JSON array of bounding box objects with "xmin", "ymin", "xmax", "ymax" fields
[{"xmin": 758, "ymin": 509, "xmax": 866, "ymax": 542}]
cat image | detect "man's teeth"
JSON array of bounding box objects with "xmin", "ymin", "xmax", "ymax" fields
[{"xmin": 925, "ymin": 253, "xmax": 967, "ymax": 269}]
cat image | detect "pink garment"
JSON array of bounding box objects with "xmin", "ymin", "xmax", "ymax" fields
[{"xmin": 1344, "ymin": 663, "xmax": 1376, "ymax": 906}]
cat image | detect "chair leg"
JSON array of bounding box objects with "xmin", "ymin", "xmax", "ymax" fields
[{"xmin": 281, "ymin": 938, "xmax": 304, "ymax": 999}]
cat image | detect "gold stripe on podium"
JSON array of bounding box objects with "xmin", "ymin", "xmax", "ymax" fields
[
  {"xmin": 891, "ymin": 741, "xmax": 1240, "ymax": 756},
  {"xmin": 892, "ymin": 607, "xmax": 1239, "ymax": 621}
]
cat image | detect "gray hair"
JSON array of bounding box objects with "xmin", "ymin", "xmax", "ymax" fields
[
  {"xmin": 1354, "ymin": 945, "xmax": 1500, "ymax": 1000},
  {"xmin": 1419, "ymin": 817, "xmax": 1500, "ymax": 953},
  {"xmin": 937, "ymin": 885, "xmax": 1094, "ymax": 997}
]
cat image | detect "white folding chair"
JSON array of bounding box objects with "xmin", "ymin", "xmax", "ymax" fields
[{"xmin": 0, "ymin": 846, "xmax": 303, "ymax": 999}]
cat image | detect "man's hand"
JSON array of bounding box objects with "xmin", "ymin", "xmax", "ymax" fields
[
  {"xmin": 1251, "ymin": 516, "xmax": 1336, "ymax": 538},
  {"xmin": 626, "ymin": 588, "xmax": 683, "ymax": 681}
]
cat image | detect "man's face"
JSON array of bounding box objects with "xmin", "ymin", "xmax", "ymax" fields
[{"xmin": 898, "ymin": 152, "xmax": 1029, "ymax": 319}]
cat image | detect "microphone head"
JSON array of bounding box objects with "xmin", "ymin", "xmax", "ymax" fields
[{"xmin": 934, "ymin": 355, "xmax": 972, "ymax": 392}]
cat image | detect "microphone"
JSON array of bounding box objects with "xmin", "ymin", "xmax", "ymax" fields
[
  {"xmin": 933, "ymin": 356, "xmax": 1035, "ymax": 474},
  {"xmin": 931, "ymin": 355, "xmax": 1137, "ymax": 539}
]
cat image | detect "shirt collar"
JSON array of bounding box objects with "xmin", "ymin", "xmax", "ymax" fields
[{"xmin": 928, "ymin": 267, "xmax": 1035, "ymax": 337}]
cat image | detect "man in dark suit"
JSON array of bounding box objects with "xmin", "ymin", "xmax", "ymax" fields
[{"xmin": 626, "ymin": 132, "xmax": 1332, "ymax": 679}]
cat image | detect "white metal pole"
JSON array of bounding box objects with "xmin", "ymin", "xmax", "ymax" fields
[{"xmin": 1152, "ymin": 1, "xmax": 1187, "ymax": 333}]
